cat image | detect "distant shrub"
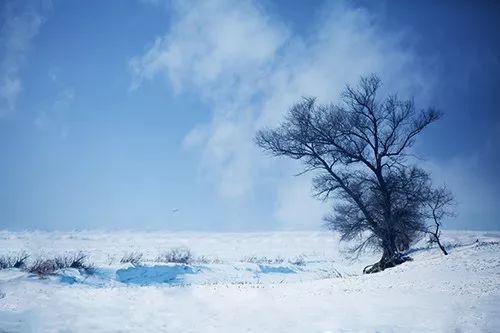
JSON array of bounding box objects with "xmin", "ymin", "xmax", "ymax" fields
[
  {"xmin": 288, "ymin": 255, "xmax": 306, "ymax": 266},
  {"xmin": 120, "ymin": 252, "xmax": 143, "ymax": 266},
  {"xmin": 475, "ymin": 240, "xmax": 500, "ymax": 248},
  {"xmin": 106, "ymin": 254, "xmax": 116, "ymax": 265},
  {"xmin": 27, "ymin": 259, "xmax": 59, "ymax": 276},
  {"xmin": 195, "ymin": 255, "xmax": 223, "ymax": 264},
  {"xmin": 241, "ymin": 255, "xmax": 307, "ymax": 266},
  {"xmin": 0, "ymin": 255, "xmax": 15, "ymax": 269},
  {"xmin": 0, "ymin": 252, "xmax": 29, "ymax": 269},
  {"xmin": 13, "ymin": 254, "xmax": 29, "ymax": 269},
  {"xmin": 26, "ymin": 252, "xmax": 95, "ymax": 276},
  {"xmin": 55, "ymin": 252, "xmax": 87, "ymax": 269},
  {"xmin": 56, "ymin": 252, "xmax": 96, "ymax": 274},
  {"xmin": 242, "ymin": 256, "xmax": 285, "ymax": 265},
  {"xmin": 157, "ymin": 247, "xmax": 192, "ymax": 264}
]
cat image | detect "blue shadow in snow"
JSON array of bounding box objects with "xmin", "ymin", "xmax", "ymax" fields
[
  {"xmin": 60, "ymin": 275, "xmax": 77, "ymax": 284},
  {"xmin": 258, "ymin": 265, "xmax": 296, "ymax": 274},
  {"xmin": 116, "ymin": 264, "xmax": 199, "ymax": 285}
]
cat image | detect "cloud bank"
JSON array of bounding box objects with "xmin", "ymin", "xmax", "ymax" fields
[
  {"xmin": 0, "ymin": 0, "xmax": 50, "ymax": 116},
  {"xmin": 131, "ymin": 0, "xmax": 431, "ymax": 228}
]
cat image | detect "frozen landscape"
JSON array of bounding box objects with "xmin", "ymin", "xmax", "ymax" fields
[
  {"xmin": 1, "ymin": 0, "xmax": 499, "ymax": 332},
  {"xmin": 0, "ymin": 230, "xmax": 498, "ymax": 332}
]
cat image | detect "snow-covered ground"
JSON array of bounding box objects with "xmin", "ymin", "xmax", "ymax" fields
[{"xmin": 0, "ymin": 230, "xmax": 499, "ymax": 332}]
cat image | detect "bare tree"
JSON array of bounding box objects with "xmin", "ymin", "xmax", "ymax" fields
[
  {"xmin": 256, "ymin": 74, "xmax": 448, "ymax": 273},
  {"xmin": 424, "ymin": 186, "xmax": 455, "ymax": 255}
]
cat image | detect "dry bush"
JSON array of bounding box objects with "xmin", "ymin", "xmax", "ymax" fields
[
  {"xmin": 55, "ymin": 252, "xmax": 88, "ymax": 269},
  {"xmin": 64, "ymin": 252, "xmax": 96, "ymax": 274},
  {"xmin": 288, "ymin": 255, "xmax": 306, "ymax": 266},
  {"xmin": 120, "ymin": 252, "xmax": 143, "ymax": 266},
  {"xmin": 0, "ymin": 257, "xmax": 6, "ymax": 270},
  {"xmin": 195, "ymin": 255, "xmax": 223, "ymax": 264},
  {"xmin": 26, "ymin": 252, "xmax": 95, "ymax": 276},
  {"xmin": 0, "ymin": 252, "xmax": 29, "ymax": 269},
  {"xmin": 27, "ymin": 259, "xmax": 59, "ymax": 276},
  {"xmin": 242, "ymin": 256, "xmax": 285, "ymax": 265},
  {"xmin": 157, "ymin": 247, "xmax": 192, "ymax": 264},
  {"xmin": 55, "ymin": 252, "xmax": 95, "ymax": 274}
]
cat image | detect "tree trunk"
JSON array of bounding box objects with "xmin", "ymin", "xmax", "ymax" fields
[
  {"xmin": 363, "ymin": 252, "xmax": 412, "ymax": 274},
  {"xmin": 363, "ymin": 236, "xmax": 412, "ymax": 274},
  {"xmin": 430, "ymin": 218, "xmax": 448, "ymax": 256},
  {"xmin": 435, "ymin": 236, "xmax": 448, "ymax": 255}
]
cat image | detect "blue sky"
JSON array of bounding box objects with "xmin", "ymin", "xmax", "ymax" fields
[{"xmin": 0, "ymin": 0, "xmax": 498, "ymax": 231}]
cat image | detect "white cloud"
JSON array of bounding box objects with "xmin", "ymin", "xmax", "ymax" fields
[
  {"xmin": 0, "ymin": 1, "xmax": 49, "ymax": 116},
  {"xmin": 273, "ymin": 175, "xmax": 328, "ymax": 230},
  {"xmin": 35, "ymin": 88, "xmax": 75, "ymax": 139},
  {"xmin": 0, "ymin": 76, "xmax": 22, "ymax": 111},
  {"xmin": 130, "ymin": 0, "xmax": 287, "ymax": 95},
  {"xmin": 131, "ymin": 0, "xmax": 431, "ymax": 227}
]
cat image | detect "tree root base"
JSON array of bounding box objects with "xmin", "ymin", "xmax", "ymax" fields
[{"xmin": 363, "ymin": 255, "xmax": 413, "ymax": 274}]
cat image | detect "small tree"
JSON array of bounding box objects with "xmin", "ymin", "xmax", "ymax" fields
[
  {"xmin": 424, "ymin": 186, "xmax": 455, "ymax": 255},
  {"xmin": 256, "ymin": 74, "xmax": 452, "ymax": 273}
]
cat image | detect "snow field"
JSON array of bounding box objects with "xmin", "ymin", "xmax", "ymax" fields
[{"xmin": 0, "ymin": 230, "xmax": 498, "ymax": 332}]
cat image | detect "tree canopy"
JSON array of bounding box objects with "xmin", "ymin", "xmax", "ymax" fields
[{"xmin": 256, "ymin": 75, "xmax": 454, "ymax": 273}]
